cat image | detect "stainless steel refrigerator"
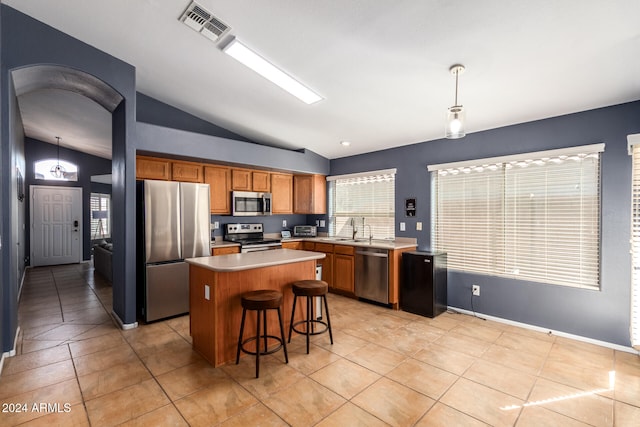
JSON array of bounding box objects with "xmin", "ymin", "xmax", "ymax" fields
[{"xmin": 137, "ymin": 180, "xmax": 210, "ymax": 322}]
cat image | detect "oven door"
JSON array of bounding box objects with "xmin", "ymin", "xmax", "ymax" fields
[
  {"xmin": 241, "ymin": 243, "xmax": 282, "ymax": 253},
  {"xmin": 232, "ymin": 191, "xmax": 272, "ymax": 216}
]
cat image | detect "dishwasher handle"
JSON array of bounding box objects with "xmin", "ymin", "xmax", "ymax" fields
[{"xmin": 355, "ymin": 250, "xmax": 388, "ymax": 258}]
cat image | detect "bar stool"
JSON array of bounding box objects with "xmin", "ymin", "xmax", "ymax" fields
[
  {"xmin": 288, "ymin": 280, "xmax": 334, "ymax": 354},
  {"xmin": 235, "ymin": 290, "xmax": 288, "ymax": 378}
]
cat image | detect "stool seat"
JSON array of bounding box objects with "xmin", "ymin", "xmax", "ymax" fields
[
  {"xmin": 241, "ymin": 290, "xmax": 283, "ymax": 310},
  {"xmin": 292, "ymin": 280, "xmax": 329, "ymax": 297}
]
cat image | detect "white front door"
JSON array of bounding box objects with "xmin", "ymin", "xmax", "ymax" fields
[{"xmin": 30, "ymin": 185, "xmax": 82, "ymax": 266}]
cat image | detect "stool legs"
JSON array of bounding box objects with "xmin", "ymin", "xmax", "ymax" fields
[
  {"xmin": 323, "ymin": 294, "xmax": 334, "ymax": 345},
  {"xmin": 277, "ymin": 307, "xmax": 289, "ymax": 363},
  {"xmin": 288, "ymin": 294, "xmax": 333, "ymax": 354},
  {"xmin": 287, "ymin": 294, "xmax": 298, "ymax": 344},
  {"xmin": 236, "ymin": 306, "xmax": 288, "ymax": 378}
]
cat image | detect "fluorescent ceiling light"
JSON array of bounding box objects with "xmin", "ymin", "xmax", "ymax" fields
[{"xmin": 223, "ymin": 38, "xmax": 323, "ymax": 105}]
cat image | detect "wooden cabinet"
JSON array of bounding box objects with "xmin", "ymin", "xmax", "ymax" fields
[
  {"xmin": 281, "ymin": 241, "xmax": 302, "ymax": 250},
  {"xmin": 231, "ymin": 169, "xmax": 252, "ymax": 191},
  {"xmin": 302, "ymin": 241, "xmax": 315, "ymax": 251},
  {"xmin": 211, "ymin": 246, "xmax": 240, "ymax": 256},
  {"xmin": 388, "ymin": 246, "xmax": 417, "ymax": 308},
  {"xmin": 252, "ymin": 171, "xmax": 271, "ymax": 192},
  {"xmin": 333, "ymin": 245, "xmax": 355, "ymax": 293},
  {"xmin": 204, "ymin": 166, "xmax": 231, "ymax": 214},
  {"xmin": 294, "ymin": 175, "xmax": 326, "ymax": 214},
  {"xmin": 271, "ymin": 173, "xmax": 293, "ymax": 214},
  {"xmin": 136, "ymin": 156, "xmax": 171, "ymax": 180},
  {"xmin": 172, "ymin": 161, "xmax": 203, "ymax": 183}
]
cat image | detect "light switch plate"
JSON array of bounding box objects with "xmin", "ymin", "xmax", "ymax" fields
[
  {"xmin": 320, "ymin": 220, "xmax": 326, "ymax": 227},
  {"xmin": 213, "ymin": 221, "xmax": 219, "ymax": 229},
  {"xmin": 282, "ymin": 220, "xmax": 287, "ymax": 228},
  {"xmin": 416, "ymin": 222, "xmax": 422, "ymax": 231},
  {"xmin": 400, "ymin": 222, "xmax": 406, "ymax": 231}
]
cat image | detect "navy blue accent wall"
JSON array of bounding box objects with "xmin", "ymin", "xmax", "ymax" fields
[
  {"xmin": 330, "ymin": 101, "xmax": 640, "ymax": 346},
  {"xmin": 24, "ymin": 138, "xmax": 111, "ymax": 261},
  {"xmin": 1, "ymin": 4, "xmax": 137, "ymax": 329},
  {"xmin": 137, "ymin": 93, "xmax": 256, "ymax": 143}
]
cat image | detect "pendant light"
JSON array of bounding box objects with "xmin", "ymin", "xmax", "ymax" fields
[
  {"xmin": 445, "ymin": 64, "xmax": 466, "ymax": 139},
  {"xmin": 50, "ymin": 136, "xmax": 66, "ymax": 178}
]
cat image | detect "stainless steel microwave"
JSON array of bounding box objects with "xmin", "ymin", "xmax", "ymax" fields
[{"xmin": 232, "ymin": 191, "xmax": 272, "ymax": 216}]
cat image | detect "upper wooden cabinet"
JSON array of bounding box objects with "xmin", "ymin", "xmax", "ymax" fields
[
  {"xmin": 271, "ymin": 173, "xmax": 293, "ymax": 214},
  {"xmin": 231, "ymin": 169, "xmax": 252, "ymax": 191},
  {"xmin": 204, "ymin": 166, "xmax": 231, "ymax": 214},
  {"xmin": 172, "ymin": 161, "xmax": 203, "ymax": 183},
  {"xmin": 252, "ymin": 171, "xmax": 271, "ymax": 192},
  {"xmin": 136, "ymin": 156, "xmax": 171, "ymax": 181},
  {"xmin": 294, "ymin": 175, "xmax": 326, "ymax": 214}
]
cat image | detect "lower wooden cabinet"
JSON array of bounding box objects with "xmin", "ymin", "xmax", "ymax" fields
[
  {"xmin": 333, "ymin": 254, "xmax": 354, "ymax": 293},
  {"xmin": 281, "ymin": 241, "xmax": 302, "ymax": 250},
  {"xmin": 211, "ymin": 246, "xmax": 240, "ymax": 256}
]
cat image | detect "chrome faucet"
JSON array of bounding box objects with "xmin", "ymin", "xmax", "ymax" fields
[
  {"xmin": 365, "ymin": 224, "xmax": 373, "ymax": 243},
  {"xmin": 351, "ymin": 218, "xmax": 358, "ymax": 240}
]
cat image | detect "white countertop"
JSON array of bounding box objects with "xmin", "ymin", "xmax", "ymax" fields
[
  {"xmin": 295, "ymin": 237, "xmax": 417, "ymax": 250},
  {"xmin": 186, "ymin": 249, "xmax": 325, "ymax": 272}
]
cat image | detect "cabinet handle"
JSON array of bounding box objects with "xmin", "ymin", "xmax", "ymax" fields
[{"xmin": 424, "ymin": 259, "xmax": 431, "ymax": 263}]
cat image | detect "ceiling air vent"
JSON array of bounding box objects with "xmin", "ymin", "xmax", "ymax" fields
[{"xmin": 179, "ymin": 1, "xmax": 230, "ymax": 42}]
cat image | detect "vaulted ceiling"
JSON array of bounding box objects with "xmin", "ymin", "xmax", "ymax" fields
[{"xmin": 6, "ymin": 0, "xmax": 640, "ymax": 160}]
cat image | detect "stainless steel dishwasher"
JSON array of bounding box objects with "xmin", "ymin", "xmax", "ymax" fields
[{"xmin": 355, "ymin": 248, "xmax": 389, "ymax": 304}]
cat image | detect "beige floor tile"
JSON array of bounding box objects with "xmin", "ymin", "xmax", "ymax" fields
[
  {"xmin": 315, "ymin": 330, "xmax": 369, "ymax": 356},
  {"xmin": 413, "ymin": 345, "xmax": 476, "ymax": 375},
  {"xmin": 614, "ymin": 400, "xmax": 640, "ymax": 427},
  {"xmin": 68, "ymin": 332, "xmax": 127, "ymax": 358},
  {"xmin": 157, "ymin": 360, "xmax": 231, "ymax": 401},
  {"xmin": 440, "ymin": 378, "xmax": 523, "ymax": 427},
  {"xmin": 352, "ymin": 377, "xmax": 434, "ymax": 426},
  {"xmin": 84, "ymin": 378, "xmax": 170, "ymax": 427},
  {"xmin": 547, "ymin": 342, "xmax": 614, "ymax": 370},
  {"xmin": 284, "ymin": 343, "xmax": 341, "ymax": 375},
  {"xmin": 28, "ymin": 324, "xmax": 98, "ymax": 341},
  {"xmin": 527, "ymin": 378, "xmax": 613, "ymax": 427},
  {"xmin": 0, "ymin": 359, "xmax": 77, "ymax": 400},
  {"xmin": 1, "ymin": 345, "xmax": 70, "ymax": 376},
  {"xmin": 72, "ymin": 343, "xmax": 138, "ymax": 376},
  {"xmin": 450, "ymin": 322, "xmax": 504, "ymax": 343},
  {"xmin": 425, "ymin": 312, "xmax": 463, "ymax": 331},
  {"xmin": 482, "ymin": 343, "xmax": 547, "ymax": 375},
  {"xmin": 494, "ymin": 331, "xmax": 553, "ymax": 356},
  {"xmin": 262, "ymin": 377, "xmax": 345, "ymax": 427},
  {"xmin": 16, "ymin": 403, "xmax": 89, "ymax": 427},
  {"xmin": 0, "ymin": 378, "xmax": 83, "ymax": 425},
  {"xmin": 464, "ymin": 359, "xmax": 537, "ymax": 400},
  {"xmin": 417, "ymin": 402, "xmax": 489, "ymax": 427},
  {"xmin": 516, "ymin": 405, "xmax": 592, "ymax": 426},
  {"xmin": 434, "ymin": 331, "xmax": 492, "ymax": 357},
  {"xmin": 614, "ymin": 368, "xmax": 640, "ymax": 407},
  {"xmin": 398, "ymin": 322, "xmax": 445, "ymax": 342},
  {"xmin": 540, "ymin": 358, "xmax": 613, "ymax": 393},
  {"xmin": 345, "ymin": 342, "xmax": 407, "ymax": 375},
  {"xmin": 378, "ymin": 326, "xmax": 435, "ymax": 356},
  {"xmin": 20, "ymin": 339, "xmax": 66, "ymax": 354},
  {"xmin": 77, "ymin": 359, "xmax": 152, "ymax": 400},
  {"xmin": 387, "ymin": 358, "xmax": 457, "ymax": 400},
  {"xmin": 310, "ymin": 358, "xmax": 381, "ymax": 399},
  {"xmin": 140, "ymin": 338, "xmax": 203, "ymax": 376},
  {"xmin": 118, "ymin": 403, "xmax": 188, "ymax": 427},
  {"xmin": 218, "ymin": 403, "xmax": 288, "ymax": 427},
  {"xmin": 174, "ymin": 378, "xmax": 259, "ymax": 426},
  {"xmin": 126, "ymin": 329, "xmax": 187, "ymax": 359},
  {"xmin": 315, "ymin": 402, "xmax": 388, "ymax": 427}
]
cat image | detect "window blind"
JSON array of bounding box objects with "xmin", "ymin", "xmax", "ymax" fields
[
  {"xmin": 328, "ymin": 169, "xmax": 395, "ymax": 239},
  {"xmin": 630, "ymin": 142, "xmax": 640, "ymax": 349},
  {"xmin": 90, "ymin": 193, "xmax": 111, "ymax": 239},
  {"xmin": 432, "ymin": 145, "xmax": 602, "ymax": 290}
]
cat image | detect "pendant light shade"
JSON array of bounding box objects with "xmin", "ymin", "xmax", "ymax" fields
[
  {"xmin": 445, "ymin": 65, "xmax": 466, "ymax": 139},
  {"xmin": 50, "ymin": 136, "xmax": 66, "ymax": 178}
]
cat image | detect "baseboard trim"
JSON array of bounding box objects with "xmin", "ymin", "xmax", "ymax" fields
[
  {"xmin": 0, "ymin": 326, "xmax": 21, "ymax": 376},
  {"xmin": 110, "ymin": 310, "xmax": 138, "ymax": 330},
  {"xmin": 448, "ymin": 306, "xmax": 639, "ymax": 355}
]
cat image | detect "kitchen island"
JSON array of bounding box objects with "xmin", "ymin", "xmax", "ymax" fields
[{"xmin": 186, "ymin": 249, "xmax": 325, "ymax": 366}]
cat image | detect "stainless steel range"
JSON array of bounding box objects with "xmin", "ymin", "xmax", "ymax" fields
[{"xmin": 223, "ymin": 223, "xmax": 282, "ymax": 253}]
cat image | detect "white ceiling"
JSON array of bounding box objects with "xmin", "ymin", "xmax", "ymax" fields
[{"xmin": 6, "ymin": 0, "xmax": 640, "ymax": 160}]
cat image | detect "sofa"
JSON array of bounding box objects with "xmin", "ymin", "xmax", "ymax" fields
[{"xmin": 93, "ymin": 241, "xmax": 113, "ymax": 283}]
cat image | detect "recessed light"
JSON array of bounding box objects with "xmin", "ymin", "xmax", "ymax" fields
[
  {"xmin": 340, "ymin": 141, "xmax": 351, "ymax": 146},
  {"xmin": 223, "ymin": 38, "xmax": 323, "ymax": 105}
]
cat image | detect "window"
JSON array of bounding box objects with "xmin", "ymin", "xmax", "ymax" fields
[
  {"xmin": 34, "ymin": 159, "xmax": 78, "ymax": 181},
  {"xmin": 430, "ymin": 144, "xmax": 603, "ymax": 290},
  {"xmin": 91, "ymin": 193, "xmax": 111, "ymax": 239},
  {"xmin": 328, "ymin": 169, "xmax": 396, "ymax": 240},
  {"xmin": 629, "ymin": 135, "xmax": 640, "ymax": 349}
]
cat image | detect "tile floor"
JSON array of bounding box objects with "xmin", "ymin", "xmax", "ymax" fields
[{"xmin": 1, "ymin": 262, "xmax": 639, "ymax": 426}]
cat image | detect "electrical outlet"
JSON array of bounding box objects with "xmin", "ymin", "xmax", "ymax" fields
[
  {"xmin": 282, "ymin": 220, "xmax": 287, "ymax": 228},
  {"xmin": 400, "ymin": 222, "xmax": 406, "ymax": 231},
  {"xmin": 213, "ymin": 221, "xmax": 219, "ymax": 229},
  {"xmin": 320, "ymin": 220, "xmax": 326, "ymax": 227},
  {"xmin": 472, "ymin": 284, "xmax": 480, "ymax": 296}
]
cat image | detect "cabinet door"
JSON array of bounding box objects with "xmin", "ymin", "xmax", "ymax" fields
[
  {"xmin": 204, "ymin": 166, "xmax": 231, "ymax": 214},
  {"xmin": 294, "ymin": 175, "xmax": 326, "ymax": 214},
  {"xmin": 231, "ymin": 169, "xmax": 252, "ymax": 191},
  {"xmin": 281, "ymin": 241, "xmax": 302, "ymax": 250},
  {"xmin": 334, "ymin": 254, "xmax": 354, "ymax": 293},
  {"xmin": 211, "ymin": 246, "xmax": 240, "ymax": 256},
  {"xmin": 252, "ymin": 171, "xmax": 271, "ymax": 192},
  {"xmin": 271, "ymin": 173, "xmax": 293, "ymax": 214},
  {"xmin": 302, "ymin": 241, "xmax": 315, "ymax": 251},
  {"xmin": 172, "ymin": 161, "xmax": 203, "ymax": 183},
  {"xmin": 136, "ymin": 156, "xmax": 171, "ymax": 180}
]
